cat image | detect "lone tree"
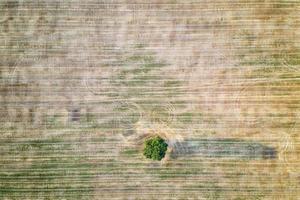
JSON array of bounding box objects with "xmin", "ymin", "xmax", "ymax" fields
[{"xmin": 143, "ymin": 136, "xmax": 168, "ymax": 161}]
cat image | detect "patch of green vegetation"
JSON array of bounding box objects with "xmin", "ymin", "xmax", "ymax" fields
[
  {"xmin": 45, "ymin": 114, "xmax": 63, "ymax": 128},
  {"xmin": 121, "ymin": 149, "xmax": 139, "ymax": 156},
  {"xmin": 0, "ymin": 137, "xmax": 93, "ymax": 199},
  {"xmin": 240, "ymin": 58, "xmax": 282, "ymax": 66},
  {"xmin": 163, "ymin": 80, "xmax": 182, "ymax": 87},
  {"xmin": 134, "ymin": 43, "xmax": 145, "ymax": 49},
  {"xmin": 157, "ymin": 167, "xmax": 203, "ymax": 179},
  {"xmin": 176, "ymin": 112, "xmax": 202, "ymax": 124},
  {"xmin": 143, "ymin": 136, "xmax": 168, "ymax": 161},
  {"xmin": 240, "ymin": 45, "xmax": 300, "ymax": 67},
  {"xmin": 203, "ymin": 183, "xmax": 222, "ymax": 200}
]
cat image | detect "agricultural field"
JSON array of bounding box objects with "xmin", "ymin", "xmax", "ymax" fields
[{"xmin": 0, "ymin": 0, "xmax": 299, "ymax": 199}]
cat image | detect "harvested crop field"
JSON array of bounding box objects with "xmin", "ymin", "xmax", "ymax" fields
[{"xmin": 0, "ymin": 0, "xmax": 299, "ymax": 199}]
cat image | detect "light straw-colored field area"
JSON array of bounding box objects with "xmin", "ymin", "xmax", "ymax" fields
[{"xmin": 0, "ymin": 0, "xmax": 299, "ymax": 199}]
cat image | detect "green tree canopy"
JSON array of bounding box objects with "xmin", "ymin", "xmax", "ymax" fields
[{"xmin": 143, "ymin": 136, "xmax": 168, "ymax": 161}]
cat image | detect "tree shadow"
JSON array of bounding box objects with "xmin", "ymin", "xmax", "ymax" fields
[{"xmin": 171, "ymin": 139, "xmax": 277, "ymax": 160}]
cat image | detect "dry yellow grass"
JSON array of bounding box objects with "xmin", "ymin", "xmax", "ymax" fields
[{"xmin": 0, "ymin": 0, "xmax": 299, "ymax": 199}]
